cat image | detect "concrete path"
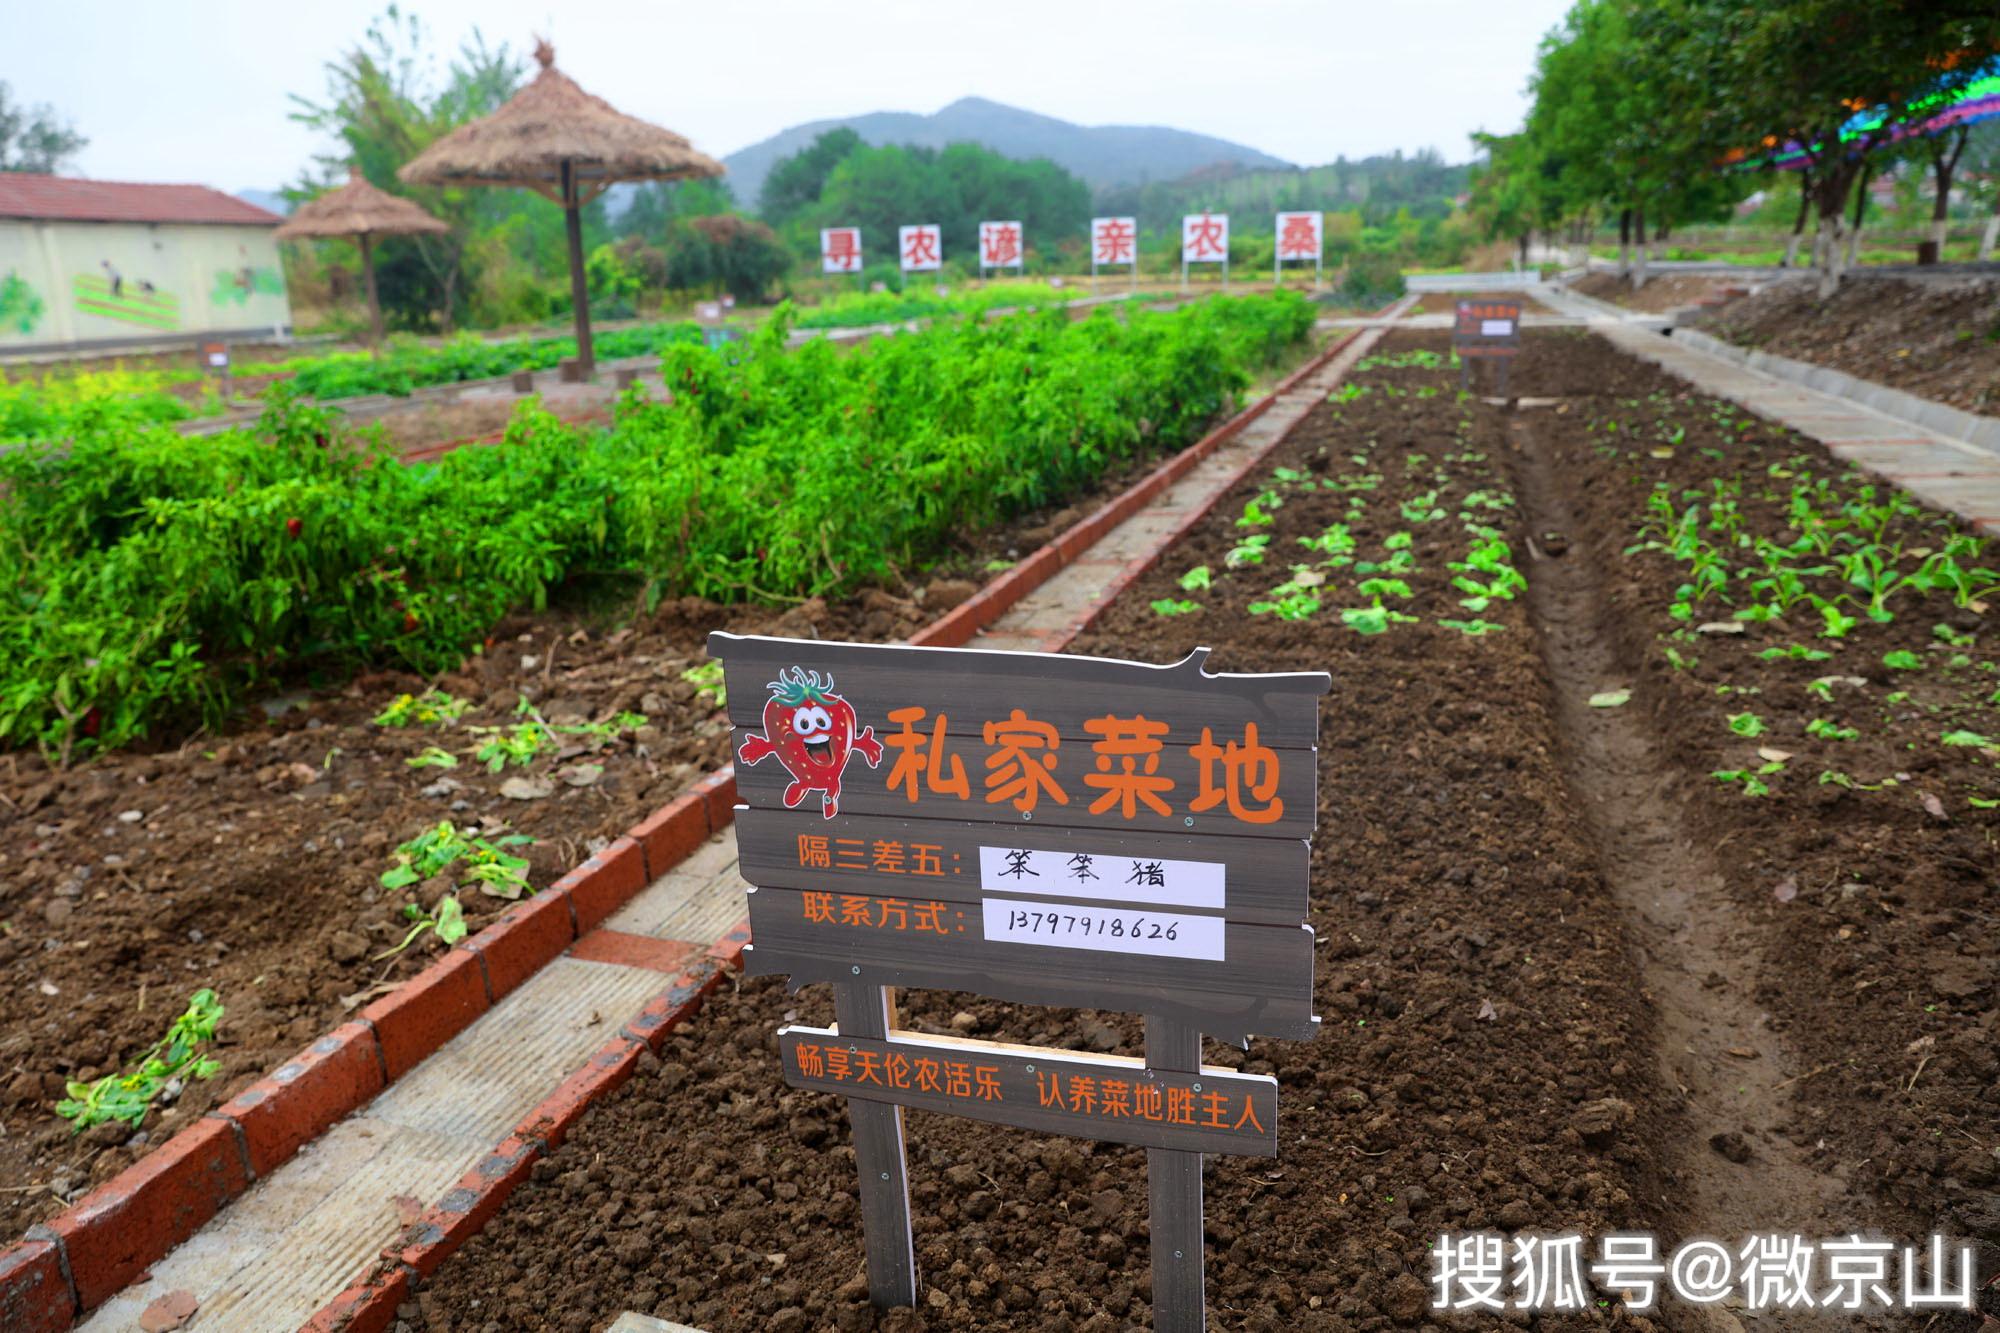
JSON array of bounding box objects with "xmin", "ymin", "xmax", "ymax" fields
[
  {"xmin": 80, "ymin": 322, "xmax": 1392, "ymax": 1332},
  {"xmin": 1535, "ymin": 284, "xmax": 2000, "ymax": 537}
]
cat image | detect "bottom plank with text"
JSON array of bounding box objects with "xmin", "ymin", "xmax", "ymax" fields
[{"xmin": 778, "ymin": 1026, "xmax": 1278, "ymax": 1156}]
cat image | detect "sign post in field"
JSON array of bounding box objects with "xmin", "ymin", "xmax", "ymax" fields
[
  {"xmin": 821, "ymin": 227, "xmax": 863, "ymax": 292},
  {"xmin": 899, "ymin": 224, "xmax": 943, "ymax": 275},
  {"xmin": 1091, "ymin": 216, "xmax": 1139, "ymax": 293},
  {"xmin": 1452, "ymin": 296, "xmax": 1523, "ymax": 398},
  {"xmin": 712, "ymin": 634, "xmax": 1326, "ymax": 1333},
  {"xmin": 1274, "ymin": 211, "xmax": 1323, "ymax": 289},
  {"xmin": 978, "ymin": 220, "xmax": 1023, "ymax": 279},
  {"xmin": 1181, "ymin": 211, "xmax": 1229, "ymax": 293}
]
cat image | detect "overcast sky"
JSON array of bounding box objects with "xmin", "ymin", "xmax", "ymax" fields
[{"xmin": 14, "ymin": 0, "xmax": 1571, "ymax": 191}]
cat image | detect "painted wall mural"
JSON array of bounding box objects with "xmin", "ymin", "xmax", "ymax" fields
[
  {"xmin": 74, "ymin": 261, "xmax": 181, "ymax": 331},
  {"xmin": 0, "ymin": 271, "xmax": 42, "ymax": 334}
]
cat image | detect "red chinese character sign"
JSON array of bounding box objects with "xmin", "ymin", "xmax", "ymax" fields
[
  {"xmin": 1180, "ymin": 211, "xmax": 1230, "ymax": 291},
  {"xmin": 978, "ymin": 220, "xmax": 1023, "ymax": 273},
  {"xmin": 820, "ymin": 226, "xmax": 862, "ymax": 275},
  {"xmin": 1274, "ymin": 211, "xmax": 1323, "ymax": 288},
  {"xmin": 712, "ymin": 633, "xmax": 1326, "ymax": 1333},
  {"xmin": 1091, "ymin": 215, "xmax": 1138, "ymax": 285},
  {"xmin": 1452, "ymin": 297, "xmax": 1524, "ymax": 397},
  {"xmin": 898, "ymin": 223, "xmax": 942, "ymax": 273}
]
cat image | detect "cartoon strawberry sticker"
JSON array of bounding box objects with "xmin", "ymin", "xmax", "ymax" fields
[{"xmin": 737, "ymin": 667, "xmax": 882, "ymax": 818}]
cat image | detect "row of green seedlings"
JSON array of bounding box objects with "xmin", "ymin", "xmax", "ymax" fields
[
  {"xmin": 1598, "ymin": 397, "xmax": 2000, "ymax": 806},
  {"xmin": 1150, "ymin": 350, "xmax": 1522, "ymax": 636},
  {"xmin": 369, "ymin": 690, "xmax": 648, "ymax": 952}
]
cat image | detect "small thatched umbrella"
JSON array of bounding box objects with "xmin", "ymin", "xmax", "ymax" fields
[
  {"xmin": 275, "ymin": 165, "xmax": 449, "ymax": 346},
  {"xmin": 398, "ymin": 40, "xmax": 725, "ymax": 377}
]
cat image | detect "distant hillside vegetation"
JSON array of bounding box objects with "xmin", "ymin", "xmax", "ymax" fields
[{"xmin": 724, "ymin": 96, "xmax": 1289, "ymax": 210}]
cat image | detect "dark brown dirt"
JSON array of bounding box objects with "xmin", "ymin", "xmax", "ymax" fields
[
  {"xmin": 414, "ymin": 336, "xmax": 1690, "ymax": 1332},
  {"xmin": 1692, "ymin": 275, "xmax": 2000, "ymax": 415},
  {"xmin": 1571, "ymin": 273, "xmax": 1744, "ymax": 315},
  {"xmin": 1518, "ymin": 329, "xmax": 1999, "ymax": 1326},
  {"xmin": 1408, "ymin": 290, "xmax": 1551, "ymax": 316},
  {"xmin": 0, "ymin": 430, "xmax": 1175, "ymax": 1242}
]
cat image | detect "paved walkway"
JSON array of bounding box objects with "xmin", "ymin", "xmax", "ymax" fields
[
  {"xmin": 82, "ymin": 321, "xmax": 1393, "ymax": 1332},
  {"xmin": 1535, "ymin": 284, "xmax": 2000, "ymax": 536}
]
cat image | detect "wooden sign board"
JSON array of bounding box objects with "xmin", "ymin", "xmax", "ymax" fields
[
  {"xmin": 1452, "ymin": 297, "xmax": 1522, "ymax": 358},
  {"xmin": 199, "ymin": 341, "xmax": 229, "ymax": 373},
  {"xmin": 710, "ymin": 632, "xmax": 1326, "ymax": 1333},
  {"xmin": 778, "ymin": 1026, "xmax": 1278, "ymax": 1156}
]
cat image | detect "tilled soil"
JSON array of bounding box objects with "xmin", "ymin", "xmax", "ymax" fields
[
  {"xmin": 1692, "ymin": 274, "xmax": 2000, "ymax": 416},
  {"xmin": 1570, "ymin": 272, "xmax": 1744, "ymax": 315},
  {"xmin": 0, "ymin": 435, "xmax": 1173, "ymax": 1240},
  {"xmin": 415, "ymin": 337, "xmax": 1690, "ymax": 1331},
  {"xmin": 1520, "ymin": 330, "xmax": 1998, "ymax": 1324}
]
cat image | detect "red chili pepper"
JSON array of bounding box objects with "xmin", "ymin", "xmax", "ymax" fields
[
  {"xmin": 285, "ymin": 517, "xmax": 303, "ymax": 538},
  {"xmin": 402, "ymin": 613, "xmax": 420, "ymax": 633},
  {"xmin": 82, "ymin": 708, "xmax": 101, "ymax": 738}
]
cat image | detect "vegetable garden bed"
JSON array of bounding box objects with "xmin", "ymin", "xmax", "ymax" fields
[
  {"xmin": 406, "ymin": 336, "xmax": 1683, "ymax": 1332},
  {"xmin": 407, "ymin": 329, "xmax": 1997, "ymax": 1332},
  {"xmin": 0, "ymin": 294, "xmax": 1317, "ymax": 1242}
]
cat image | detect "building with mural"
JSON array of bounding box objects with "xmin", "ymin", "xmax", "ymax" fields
[{"xmin": 0, "ymin": 174, "xmax": 292, "ymax": 355}]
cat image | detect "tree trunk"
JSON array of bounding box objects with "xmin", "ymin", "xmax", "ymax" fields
[
  {"xmin": 1812, "ymin": 156, "xmax": 1866, "ymax": 298},
  {"xmin": 1928, "ymin": 126, "xmax": 1969, "ymax": 260},
  {"xmin": 562, "ymin": 160, "xmax": 595, "ymax": 378},
  {"xmin": 1982, "ymin": 206, "xmax": 2000, "ymax": 262},
  {"xmin": 1633, "ymin": 208, "xmax": 1648, "ymax": 290},
  {"xmin": 1843, "ymin": 162, "xmax": 1872, "ymax": 271},
  {"xmin": 359, "ymin": 232, "xmax": 383, "ymax": 351},
  {"xmin": 1618, "ymin": 208, "xmax": 1631, "ymax": 277},
  {"xmin": 1783, "ymin": 172, "xmax": 1811, "ymax": 267}
]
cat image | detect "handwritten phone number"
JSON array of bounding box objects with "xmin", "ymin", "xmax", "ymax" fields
[{"xmin": 981, "ymin": 898, "xmax": 1224, "ymax": 960}]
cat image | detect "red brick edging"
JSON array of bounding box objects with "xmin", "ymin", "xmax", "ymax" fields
[{"xmin": 0, "ymin": 306, "xmax": 1395, "ymax": 1330}]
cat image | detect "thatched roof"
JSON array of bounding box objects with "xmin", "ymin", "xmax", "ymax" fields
[
  {"xmin": 397, "ymin": 40, "xmax": 724, "ymax": 204},
  {"xmin": 274, "ymin": 166, "xmax": 448, "ymax": 240}
]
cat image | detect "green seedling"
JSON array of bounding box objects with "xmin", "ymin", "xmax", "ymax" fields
[
  {"xmin": 1883, "ymin": 650, "xmax": 1923, "ymax": 671},
  {"xmin": 1439, "ymin": 619, "xmax": 1505, "ymax": 636},
  {"xmin": 1178, "ymin": 566, "xmax": 1213, "ymax": 592},
  {"xmin": 1758, "ymin": 645, "xmax": 1832, "ymax": 662},
  {"xmin": 1941, "ymin": 729, "xmax": 1995, "ymax": 749},
  {"xmin": 406, "ymin": 746, "xmax": 459, "ymax": 769},
  {"xmin": 381, "ymin": 821, "xmax": 534, "ymax": 899},
  {"xmin": 1150, "ymin": 598, "xmax": 1202, "ymax": 617},
  {"xmin": 373, "ymin": 690, "xmax": 470, "ymax": 729},
  {"xmin": 1712, "ymin": 762, "xmax": 1783, "ymax": 797},
  {"xmin": 56, "ymin": 990, "xmax": 224, "ymax": 1135},
  {"xmin": 683, "ymin": 661, "xmax": 726, "ymax": 708},
  {"xmin": 1226, "ymin": 535, "xmax": 1271, "ymax": 568},
  {"xmin": 1819, "ymin": 769, "xmax": 1895, "ymax": 792},
  {"xmin": 378, "ymin": 896, "xmax": 469, "ymax": 960},
  {"xmin": 1727, "ymin": 712, "xmax": 1765, "ymax": 738},
  {"xmin": 1805, "ymin": 719, "xmax": 1858, "ymax": 741}
]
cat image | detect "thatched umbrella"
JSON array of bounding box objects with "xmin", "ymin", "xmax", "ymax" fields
[
  {"xmin": 398, "ymin": 39, "xmax": 725, "ymax": 377},
  {"xmin": 275, "ymin": 165, "xmax": 449, "ymax": 346}
]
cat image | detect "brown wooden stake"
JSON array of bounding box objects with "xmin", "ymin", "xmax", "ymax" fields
[
  {"xmin": 835, "ymin": 979, "xmax": 917, "ymax": 1308},
  {"xmin": 359, "ymin": 231, "xmax": 384, "ymax": 351},
  {"xmin": 561, "ymin": 159, "xmax": 595, "ymax": 378},
  {"xmin": 1146, "ymin": 1015, "xmax": 1204, "ymax": 1332}
]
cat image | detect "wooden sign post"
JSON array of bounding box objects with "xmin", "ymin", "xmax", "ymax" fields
[
  {"xmin": 199, "ymin": 340, "xmax": 232, "ymax": 402},
  {"xmin": 1452, "ymin": 297, "xmax": 1523, "ymax": 398},
  {"xmin": 711, "ymin": 634, "xmax": 1326, "ymax": 1332},
  {"xmin": 1091, "ymin": 216, "xmax": 1140, "ymax": 295}
]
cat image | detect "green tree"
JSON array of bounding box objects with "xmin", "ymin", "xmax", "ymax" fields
[
  {"xmin": 0, "ymin": 82, "xmax": 87, "ymax": 173},
  {"xmin": 664, "ymin": 215, "xmax": 791, "ymax": 302},
  {"xmin": 759, "ymin": 128, "xmax": 863, "ymax": 224},
  {"xmin": 288, "ymin": 6, "xmax": 589, "ymax": 330}
]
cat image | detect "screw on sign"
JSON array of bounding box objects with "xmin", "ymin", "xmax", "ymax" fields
[
  {"xmin": 821, "ymin": 226, "xmax": 862, "ymax": 274},
  {"xmin": 898, "ymin": 223, "xmax": 942, "ymax": 273},
  {"xmin": 1453, "ymin": 297, "xmax": 1524, "ymax": 397},
  {"xmin": 979, "ymin": 220, "xmax": 1023, "ymax": 271},
  {"xmin": 712, "ymin": 633, "xmax": 1327, "ymax": 1332}
]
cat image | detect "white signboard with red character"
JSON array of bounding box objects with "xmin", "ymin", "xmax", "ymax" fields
[
  {"xmin": 1181, "ymin": 212, "xmax": 1229, "ymax": 289},
  {"xmin": 1274, "ymin": 211, "xmax": 1323, "ymax": 287},
  {"xmin": 898, "ymin": 224, "xmax": 943, "ymax": 273},
  {"xmin": 978, "ymin": 221, "xmax": 1024, "ymax": 274},
  {"xmin": 821, "ymin": 227, "xmax": 862, "ymax": 275},
  {"xmin": 1090, "ymin": 216, "xmax": 1139, "ymax": 286}
]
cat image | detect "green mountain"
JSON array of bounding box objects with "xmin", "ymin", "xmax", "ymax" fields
[{"xmin": 723, "ymin": 96, "xmax": 1290, "ymax": 211}]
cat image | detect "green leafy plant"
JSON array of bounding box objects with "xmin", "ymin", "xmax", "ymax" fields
[
  {"xmin": 381, "ymin": 821, "xmax": 533, "ymax": 899},
  {"xmin": 1882, "ymin": 650, "xmax": 1923, "ymax": 671},
  {"xmin": 377, "ymin": 896, "xmax": 468, "ymax": 960},
  {"xmin": 1712, "ymin": 761, "xmax": 1783, "ymax": 797},
  {"xmin": 1151, "ymin": 598, "xmax": 1202, "ymax": 617},
  {"xmin": 373, "ymin": 690, "xmax": 470, "ymax": 729},
  {"xmin": 683, "ymin": 661, "xmax": 725, "ymax": 709},
  {"xmin": 1178, "ymin": 566, "xmax": 1212, "ymax": 592},
  {"xmin": 1439, "ymin": 618, "xmax": 1505, "ymax": 635},
  {"xmin": 406, "ymin": 746, "xmax": 460, "ymax": 769},
  {"xmin": 55, "ymin": 990, "xmax": 224, "ymax": 1134},
  {"xmin": 1726, "ymin": 712, "xmax": 1765, "ymax": 738}
]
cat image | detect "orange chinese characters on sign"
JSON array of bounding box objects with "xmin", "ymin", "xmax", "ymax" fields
[
  {"xmin": 1093, "ymin": 217, "xmax": 1136, "ymax": 265},
  {"xmin": 1189, "ymin": 723, "xmax": 1283, "ymax": 824},
  {"xmin": 982, "ymin": 709, "xmax": 1067, "ymax": 814},
  {"xmin": 800, "ymin": 891, "xmax": 965, "ymax": 935},
  {"xmin": 885, "ymin": 707, "xmax": 970, "ymax": 802},
  {"xmin": 1277, "ymin": 214, "xmax": 1319, "ymax": 260},
  {"xmin": 1185, "ymin": 213, "xmax": 1226, "ymax": 260},
  {"xmin": 981, "ymin": 223, "xmax": 1021, "ymax": 267},
  {"xmin": 1082, "ymin": 715, "xmax": 1174, "ymax": 818}
]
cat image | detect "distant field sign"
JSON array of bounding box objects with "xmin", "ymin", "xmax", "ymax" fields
[
  {"xmin": 1453, "ymin": 298, "xmax": 1523, "ymax": 358},
  {"xmin": 821, "ymin": 227, "xmax": 862, "ymax": 274}
]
